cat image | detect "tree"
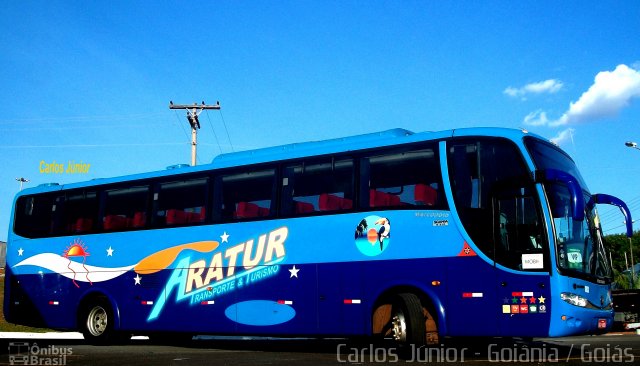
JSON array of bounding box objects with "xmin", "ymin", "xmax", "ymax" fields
[{"xmin": 604, "ymin": 231, "xmax": 640, "ymax": 289}]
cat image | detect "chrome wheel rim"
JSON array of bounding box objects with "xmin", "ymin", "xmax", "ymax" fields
[
  {"xmin": 87, "ymin": 306, "xmax": 108, "ymax": 337},
  {"xmin": 391, "ymin": 312, "xmax": 407, "ymax": 342}
]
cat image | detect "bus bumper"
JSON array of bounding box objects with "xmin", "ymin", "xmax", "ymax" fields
[{"xmin": 549, "ymin": 301, "xmax": 614, "ymax": 337}]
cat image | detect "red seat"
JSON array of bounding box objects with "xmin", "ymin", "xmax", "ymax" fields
[
  {"xmin": 235, "ymin": 202, "xmax": 269, "ymax": 219},
  {"xmin": 319, "ymin": 194, "xmax": 352, "ymax": 211},
  {"xmin": 166, "ymin": 209, "xmax": 188, "ymax": 225},
  {"xmin": 258, "ymin": 207, "xmax": 270, "ymax": 217},
  {"xmin": 187, "ymin": 206, "xmax": 205, "ymax": 223},
  {"xmin": 389, "ymin": 194, "xmax": 401, "ymax": 206},
  {"xmin": 166, "ymin": 207, "xmax": 205, "ymax": 225},
  {"xmin": 132, "ymin": 211, "xmax": 147, "ymax": 228},
  {"xmin": 74, "ymin": 217, "xmax": 93, "ymax": 233},
  {"xmin": 319, "ymin": 194, "xmax": 339, "ymax": 211},
  {"xmin": 341, "ymin": 197, "xmax": 353, "ymax": 209},
  {"xmin": 103, "ymin": 215, "xmax": 127, "ymax": 230},
  {"xmin": 415, "ymin": 184, "xmax": 437, "ymax": 206},
  {"xmin": 294, "ymin": 201, "xmax": 315, "ymax": 214},
  {"xmin": 236, "ymin": 202, "xmax": 258, "ymax": 218},
  {"xmin": 370, "ymin": 189, "xmax": 400, "ymax": 207}
]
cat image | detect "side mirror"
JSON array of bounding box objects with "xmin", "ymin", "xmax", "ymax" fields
[
  {"xmin": 588, "ymin": 194, "xmax": 633, "ymax": 238},
  {"xmin": 535, "ymin": 169, "xmax": 585, "ymax": 221}
]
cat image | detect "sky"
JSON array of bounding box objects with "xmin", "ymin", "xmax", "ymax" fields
[{"xmin": 1, "ymin": 1, "xmax": 639, "ymax": 241}]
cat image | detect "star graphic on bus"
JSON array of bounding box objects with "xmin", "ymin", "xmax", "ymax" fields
[
  {"xmin": 17, "ymin": 248, "xmax": 24, "ymax": 256},
  {"xmin": 538, "ymin": 296, "xmax": 546, "ymax": 304},
  {"xmin": 289, "ymin": 265, "xmax": 300, "ymax": 278},
  {"xmin": 221, "ymin": 232, "xmax": 230, "ymax": 243},
  {"xmin": 106, "ymin": 246, "xmax": 114, "ymax": 256},
  {"xmin": 134, "ymin": 274, "xmax": 142, "ymax": 285}
]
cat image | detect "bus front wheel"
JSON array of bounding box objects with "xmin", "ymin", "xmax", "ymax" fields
[{"xmin": 390, "ymin": 293, "xmax": 426, "ymax": 346}]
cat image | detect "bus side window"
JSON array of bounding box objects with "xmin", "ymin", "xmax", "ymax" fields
[
  {"xmin": 366, "ymin": 146, "xmax": 445, "ymax": 209},
  {"xmin": 281, "ymin": 158, "xmax": 354, "ymax": 216},
  {"xmin": 14, "ymin": 194, "xmax": 57, "ymax": 238},
  {"xmin": 103, "ymin": 186, "xmax": 150, "ymax": 231},
  {"xmin": 61, "ymin": 190, "xmax": 98, "ymax": 235},
  {"xmin": 219, "ymin": 169, "xmax": 276, "ymax": 221},
  {"xmin": 155, "ymin": 178, "xmax": 208, "ymax": 227}
]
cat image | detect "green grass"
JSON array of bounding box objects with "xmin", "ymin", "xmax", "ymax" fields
[{"xmin": 0, "ymin": 269, "xmax": 51, "ymax": 333}]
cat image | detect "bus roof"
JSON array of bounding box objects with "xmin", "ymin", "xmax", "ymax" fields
[
  {"xmin": 211, "ymin": 128, "xmax": 416, "ymax": 168},
  {"xmin": 16, "ymin": 127, "xmax": 546, "ymax": 196}
]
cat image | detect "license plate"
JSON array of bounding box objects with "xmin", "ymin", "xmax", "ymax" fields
[{"xmin": 598, "ymin": 319, "xmax": 607, "ymax": 329}]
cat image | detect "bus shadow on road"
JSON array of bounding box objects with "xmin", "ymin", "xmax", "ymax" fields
[{"xmin": 180, "ymin": 335, "xmax": 575, "ymax": 358}]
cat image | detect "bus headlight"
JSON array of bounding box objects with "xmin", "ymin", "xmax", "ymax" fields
[{"xmin": 560, "ymin": 292, "xmax": 588, "ymax": 307}]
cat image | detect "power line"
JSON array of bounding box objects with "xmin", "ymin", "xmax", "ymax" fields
[
  {"xmin": 0, "ymin": 142, "xmax": 188, "ymax": 149},
  {"xmin": 173, "ymin": 110, "xmax": 191, "ymax": 143},
  {"xmin": 599, "ymin": 197, "xmax": 640, "ymax": 222},
  {"xmin": 204, "ymin": 110, "xmax": 223, "ymax": 154},
  {"xmin": 599, "ymin": 195, "xmax": 640, "ymax": 216},
  {"xmin": 0, "ymin": 112, "xmax": 166, "ymax": 125},
  {"xmin": 218, "ymin": 109, "xmax": 234, "ymax": 152},
  {"xmin": 0, "ymin": 122, "xmax": 160, "ymax": 132},
  {"xmin": 604, "ymin": 222, "xmax": 636, "ymax": 234}
]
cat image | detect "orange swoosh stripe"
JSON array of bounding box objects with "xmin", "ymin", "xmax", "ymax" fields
[{"xmin": 134, "ymin": 241, "xmax": 219, "ymax": 275}]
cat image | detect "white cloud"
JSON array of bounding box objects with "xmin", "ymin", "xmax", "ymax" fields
[
  {"xmin": 523, "ymin": 110, "xmax": 550, "ymax": 126},
  {"xmin": 504, "ymin": 79, "xmax": 564, "ymax": 98},
  {"xmin": 551, "ymin": 64, "xmax": 640, "ymax": 126},
  {"xmin": 550, "ymin": 128, "xmax": 575, "ymax": 145}
]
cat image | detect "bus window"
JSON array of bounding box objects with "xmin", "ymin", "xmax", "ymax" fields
[
  {"xmin": 365, "ymin": 147, "xmax": 445, "ymax": 209},
  {"xmin": 281, "ymin": 159, "xmax": 354, "ymax": 216},
  {"xmin": 14, "ymin": 194, "xmax": 57, "ymax": 238},
  {"xmin": 448, "ymin": 139, "xmax": 542, "ymax": 263},
  {"xmin": 103, "ymin": 186, "xmax": 150, "ymax": 231},
  {"xmin": 61, "ymin": 190, "xmax": 98, "ymax": 235},
  {"xmin": 493, "ymin": 186, "xmax": 547, "ymax": 271},
  {"xmin": 549, "ymin": 183, "xmax": 594, "ymax": 274},
  {"xmin": 219, "ymin": 169, "xmax": 276, "ymax": 221},
  {"xmin": 155, "ymin": 177, "xmax": 208, "ymax": 226}
]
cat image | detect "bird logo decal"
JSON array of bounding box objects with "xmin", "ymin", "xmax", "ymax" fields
[
  {"xmin": 354, "ymin": 215, "xmax": 391, "ymax": 256},
  {"xmin": 374, "ymin": 217, "xmax": 391, "ymax": 251}
]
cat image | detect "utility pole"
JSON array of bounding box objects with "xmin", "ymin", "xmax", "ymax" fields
[
  {"xmin": 169, "ymin": 101, "xmax": 221, "ymax": 166},
  {"xmin": 630, "ymin": 237, "xmax": 636, "ymax": 287},
  {"xmin": 15, "ymin": 177, "xmax": 29, "ymax": 191}
]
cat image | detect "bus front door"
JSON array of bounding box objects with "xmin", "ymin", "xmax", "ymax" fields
[{"xmin": 493, "ymin": 185, "xmax": 552, "ymax": 337}]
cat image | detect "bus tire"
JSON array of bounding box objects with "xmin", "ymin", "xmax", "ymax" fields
[
  {"xmin": 390, "ymin": 293, "xmax": 426, "ymax": 346},
  {"xmin": 80, "ymin": 298, "xmax": 116, "ymax": 345}
]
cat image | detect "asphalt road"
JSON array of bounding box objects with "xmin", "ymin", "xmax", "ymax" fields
[{"xmin": 0, "ymin": 334, "xmax": 639, "ymax": 365}]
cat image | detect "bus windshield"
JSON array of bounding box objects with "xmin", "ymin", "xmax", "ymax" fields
[{"xmin": 525, "ymin": 137, "xmax": 611, "ymax": 281}]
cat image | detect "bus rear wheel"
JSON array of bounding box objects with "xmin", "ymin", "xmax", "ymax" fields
[
  {"xmin": 80, "ymin": 298, "xmax": 118, "ymax": 345},
  {"xmin": 390, "ymin": 293, "xmax": 426, "ymax": 346}
]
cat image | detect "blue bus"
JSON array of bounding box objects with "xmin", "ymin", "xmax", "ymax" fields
[{"xmin": 4, "ymin": 127, "xmax": 632, "ymax": 345}]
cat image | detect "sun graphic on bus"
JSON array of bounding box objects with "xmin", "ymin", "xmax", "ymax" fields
[
  {"xmin": 354, "ymin": 215, "xmax": 391, "ymax": 257},
  {"xmin": 63, "ymin": 238, "xmax": 92, "ymax": 288}
]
